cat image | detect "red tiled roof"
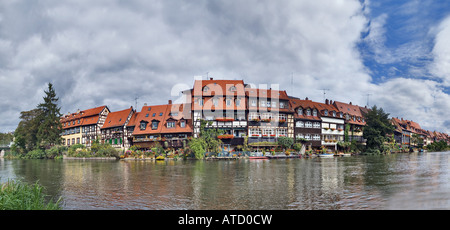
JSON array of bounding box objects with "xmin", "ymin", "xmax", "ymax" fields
[
  {"xmin": 101, "ymin": 107, "xmax": 134, "ymax": 129},
  {"xmin": 289, "ymin": 98, "xmax": 321, "ymax": 121},
  {"xmin": 192, "ymin": 79, "xmax": 245, "ymax": 97},
  {"xmin": 245, "ymin": 88, "xmax": 293, "ymax": 113},
  {"xmin": 61, "ymin": 106, "xmax": 108, "ymax": 129},
  {"xmin": 333, "ymin": 101, "xmax": 366, "ymax": 125},
  {"xmin": 132, "ymin": 103, "xmax": 192, "ymax": 136}
]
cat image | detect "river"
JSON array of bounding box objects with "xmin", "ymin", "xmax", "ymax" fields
[{"xmin": 1, "ymin": 151, "xmax": 449, "ymax": 210}]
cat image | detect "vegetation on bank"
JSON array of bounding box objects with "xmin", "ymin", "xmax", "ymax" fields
[
  {"xmin": 0, "ymin": 180, "xmax": 62, "ymax": 210},
  {"xmin": 12, "ymin": 83, "xmax": 63, "ymax": 158}
]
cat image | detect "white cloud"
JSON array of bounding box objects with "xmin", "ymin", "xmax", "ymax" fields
[
  {"xmin": 0, "ymin": 0, "xmax": 448, "ymax": 134},
  {"xmin": 430, "ymin": 16, "xmax": 450, "ymax": 87}
]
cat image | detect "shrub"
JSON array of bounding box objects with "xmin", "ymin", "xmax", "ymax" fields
[
  {"xmin": 24, "ymin": 149, "xmax": 46, "ymax": 159},
  {"xmin": 0, "ymin": 180, "xmax": 62, "ymax": 210}
]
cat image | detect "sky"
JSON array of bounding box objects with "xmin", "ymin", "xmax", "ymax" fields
[{"xmin": 0, "ymin": 0, "xmax": 449, "ymax": 134}]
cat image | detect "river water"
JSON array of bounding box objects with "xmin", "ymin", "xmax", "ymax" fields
[{"xmin": 1, "ymin": 151, "xmax": 449, "ymax": 210}]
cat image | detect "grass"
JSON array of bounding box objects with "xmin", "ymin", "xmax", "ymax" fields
[{"xmin": 0, "ymin": 180, "xmax": 62, "ymax": 210}]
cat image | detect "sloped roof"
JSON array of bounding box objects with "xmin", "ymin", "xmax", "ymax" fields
[
  {"xmin": 61, "ymin": 105, "xmax": 108, "ymax": 129},
  {"xmin": 132, "ymin": 103, "xmax": 192, "ymax": 136},
  {"xmin": 101, "ymin": 107, "xmax": 133, "ymax": 129},
  {"xmin": 289, "ymin": 98, "xmax": 322, "ymax": 121},
  {"xmin": 192, "ymin": 79, "xmax": 245, "ymax": 97}
]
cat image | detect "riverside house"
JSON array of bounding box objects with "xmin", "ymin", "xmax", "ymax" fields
[
  {"xmin": 289, "ymin": 97, "xmax": 322, "ymax": 150},
  {"xmin": 333, "ymin": 101, "xmax": 368, "ymax": 144},
  {"xmin": 190, "ymin": 78, "xmax": 248, "ymax": 148},
  {"xmin": 131, "ymin": 101, "xmax": 193, "ymax": 149},
  {"xmin": 100, "ymin": 107, "xmax": 135, "ymax": 149},
  {"xmin": 246, "ymin": 87, "xmax": 294, "ymax": 146},
  {"xmin": 60, "ymin": 106, "xmax": 110, "ymax": 147},
  {"xmin": 317, "ymin": 99, "xmax": 345, "ymax": 151}
]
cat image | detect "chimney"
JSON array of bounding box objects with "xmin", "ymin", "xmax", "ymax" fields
[
  {"xmin": 168, "ymin": 100, "xmax": 172, "ymax": 105},
  {"xmin": 210, "ymin": 77, "xmax": 213, "ymax": 80},
  {"xmin": 77, "ymin": 109, "xmax": 80, "ymax": 113},
  {"xmin": 349, "ymin": 102, "xmax": 352, "ymax": 105},
  {"xmin": 325, "ymin": 99, "xmax": 329, "ymax": 105},
  {"xmin": 305, "ymin": 97, "xmax": 308, "ymax": 100},
  {"xmin": 144, "ymin": 103, "xmax": 147, "ymax": 106}
]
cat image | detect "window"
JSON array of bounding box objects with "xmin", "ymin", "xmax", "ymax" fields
[
  {"xmin": 260, "ymin": 100, "xmax": 266, "ymax": 107},
  {"xmin": 266, "ymin": 101, "xmax": 271, "ymax": 107},
  {"xmin": 313, "ymin": 122, "xmax": 321, "ymax": 129},
  {"xmin": 180, "ymin": 120, "xmax": 186, "ymax": 128},
  {"xmin": 236, "ymin": 99, "xmax": 241, "ymax": 106},
  {"xmin": 324, "ymin": 110, "xmax": 328, "ymax": 116},
  {"xmin": 145, "ymin": 114, "xmax": 149, "ymax": 117},
  {"xmin": 278, "ymin": 114, "xmax": 286, "ymax": 121},
  {"xmin": 272, "ymin": 101, "xmax": 277, "ymax": 108},
  {"xmin": 167, "ymin": 121, "xmax": 175, "ymax": 128},
  {"xmin": 140, "ymin": 122, "xmax": 147, "ymax": 130},
  {"xmin": 332, "ymin": 111, "xmax": 336, "ymax": 117},
  {"xmin": 339, "ymin": 112, "xmax": 343, "ymax": 118},
  {"xmin": 298, "ymin": 109, "xmax": 303, "ymax": 116},
  {"xmin": 262, "ymin": 128, "xmax": 274, "ymax": 136},
  {"xmin": 152, "ymin": 121, "xmax": 159, "ymax": 130},
  {"xmin": 277, "ymin": 129, "xmax": 287, "ymax": 136},
  {"xmin": 313, "ymin": 134, "xmax": 320, "ymax": 140},
  {"xmin": 199, "ymin": 99, "xmax": 204, "ymax": 106},
  {"xmin": 249, "ymin": 128, "xmax": 261, "ymax": 136},
  {"xmin": 306, "ymin": 109, "xmax": 311, "ymax": 116},
  {"xmin": 229, "ymin": 86, "xmax": 237, "ymax": 91},
  {"xmin": 148, "ymin": 107, "xmax": 151, "ymax": 111},
  {"xmin": 152, "ymin": 113, "xmax": 156, "ymax": 117},
  {"xmin": 203, "ymin": 86, "xmax": 209, "ymax": 92},
  {"xmin": 296, "ymin": 134, "xmax": 304, "ymax": 139},
  {"xmin": 313, "ymin": 109, "xmax": 317, "ymax": 116},
  {"xmin": 249, "ymin": 112, "xmax": 259, "ymax": 120},
  {"xmin": 226, "ymin": 98, "xmax": 232, "ymax": 106},
  {"xmin": 280, "ymin": 102, "xmax": 285, "ymax": 108},
  {"xmin": 213, "ymin": 98, "xmax": 218, "ymax": 106},
  {"xmin": 296, "ymin": 121, "xmax": 304, "ymax": 127},
  {"xmin": 159, "ymin": 112, "xmax": 163, "ymax": 116},
  {"xmin": 305, "ymin": 134, "xmax": 311, "ymax": 140},
  {"xmin": 77, "ymin": 138, "xmax": 80, "ymax": 144},
  {"xmin": 305, "ymin": 122, "xmax": 313, "ymax": 128},
  {"xmin": 251, "ymin": 100, "xmax": 256, "ymax": 106}
]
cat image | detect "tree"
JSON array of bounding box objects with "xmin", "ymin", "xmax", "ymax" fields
[
  {"xmin": 278, "ymin": 136, "xmax": 294, "ymax": 151},
  {"xmin": 36, "ymin": 83, "xmax": 62, "ymax": 148},
  {"xmin": 12, "ymin": 109, "xmax": 43, "ymax": 155},
  {"xmin": 362, "ymin": 105, "xmax": 395, "ymax": 154}
]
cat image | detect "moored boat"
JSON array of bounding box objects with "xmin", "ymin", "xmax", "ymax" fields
[{"xmin": 318, "ymin": 154, "xmax": 334, "ymax": 158}]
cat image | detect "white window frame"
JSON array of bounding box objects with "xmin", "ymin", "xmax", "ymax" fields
[
  {"xmin": 305, "ymin": 121, "xmax": 313, "ymax": 128},
  {"xmin": 296, "ymin": 121, "xmax": 304, "ymax": 128}
]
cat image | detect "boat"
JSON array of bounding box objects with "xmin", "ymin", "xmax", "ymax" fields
[{"xmin": 318, "ymin": 154, "xmax": 334, "ymax": 158}]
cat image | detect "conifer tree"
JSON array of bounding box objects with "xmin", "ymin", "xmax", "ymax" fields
[{"xmin": 36, "ymin": 83, "xmax": 62, "ymax": 148}]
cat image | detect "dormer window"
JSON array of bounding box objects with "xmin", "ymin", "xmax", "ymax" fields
[
  {"xmin": 152, "ymin": 121, "xmax": 159, "ymax": 130},
  {"xmin": 298, "ymin": 108, "xmax": 303, "ymax": 116},
  {"xmin": 313, "ymin": 109, "xmax": 317, "ymax": 116},
  {"xmin": 180, "ymin": 120, "xmax": 186, "ymax": 128},
  {"xmin": 324, "ymin": 110, "xmax": 328, "ymax": 116},
  {"xmin": 306, "ymin": 109, "xmax": 311, "ymax": 116},
  {"xmin": 203, "ymin": 86, "xmax": 209, "ymax": 92},
  {"xmin": 167, "ymin": 121, "xmax": 175, "ymax": 128},
  {"xmin": 339, "ymin": 112, "xmax": 343, "ymax": 118},
  {"xmin": 332, "ymin": 111, "xmax": 336, "ymax": 117},
  {"xmin": 140, "ymin": 121, "xmax": 148, "ymax": 130},
  {"xmin": 229, "ymin": 86, "xmax": 237, "ymax": 92}
]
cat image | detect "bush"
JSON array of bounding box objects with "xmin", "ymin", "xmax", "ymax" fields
[
  {"xmin": 0, "ymin": 180, "xmax": 62, "ymax": 210},
  {"xmin": 45, "ymin": 145, "xmax": 67, "ymax": 159},
  {"xmin": 24, "ymin": 149, "xmax": 46, "ymax": 159}
]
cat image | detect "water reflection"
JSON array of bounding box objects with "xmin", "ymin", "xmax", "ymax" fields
[{"xmin": 0, "ymin": 152, "xmax": 449, "ymax": 210}]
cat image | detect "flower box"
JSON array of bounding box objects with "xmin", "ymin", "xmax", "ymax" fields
[
  {"xmin": 262, "ymin": 134, "xmax": 268, "ymax": 137},
  {"xmin": 218, "ymin": 134, "xmax": 234, "ymax": 139},
  {"xmin": 216, "ymin": 117, "xmax": 234, "ymax": 122},
  {"xmin": 337, "ymin": 128, "xmax": 343, "ymax": 131},
  {"xmin": 261, "ymin": 119, "xmax": 272, "ymax": 122},
  {"xmin": 252, "ymin": 134, "xmax": 260, "ymax": 137},
  {"xmin": 279, "ymin": 119, "xmax": 286, "ymax": 123},
  {"xmin": 270, "ymin": 134, "xmax": 276, "ymax": 137}
]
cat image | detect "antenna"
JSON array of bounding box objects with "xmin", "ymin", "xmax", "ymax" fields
[
  {"xmin": 134, "ymin": 96, "xmax": 139, "ymax": 109},
  {"xmin": 366, "ymin": 93, "xmax": 372, "ymax": 107},
  {"xmin": 320, "ymin": 89, "xmax": 330, "ymax": 102}
]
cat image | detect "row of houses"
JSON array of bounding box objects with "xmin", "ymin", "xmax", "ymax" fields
[{"xmin": 60, "ymin": 78, "xmax": 449, "ymax": 152}]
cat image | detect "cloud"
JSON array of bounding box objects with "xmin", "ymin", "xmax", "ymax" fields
[
  {"xmin": 0, "ymin": 0, "xmax": 448, "ymax": 135},
  {"xmin": 429, "ymin": 16, "xmax": 450, "ymax": 87}
]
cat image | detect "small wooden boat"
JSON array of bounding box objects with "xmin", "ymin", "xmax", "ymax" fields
[{"xmin": 318, "ymin": 154, "xmax": 334, "ymax": 158}]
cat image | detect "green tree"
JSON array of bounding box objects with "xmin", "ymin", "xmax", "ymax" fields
[
  {"xmin": 362, "ymin": 105, "xmax": 394, "ymax": 154},
  {"xmin": 12, "ymin": 109, "xmax": 43, "ymax": 155},
  {"xmin": 278, "ymin": 136, "xmax": 294, "ymax": 151},
  {"xmin": 36, "ymin": 83, "xmax": 62, "ymax": 148},
  {"xmin": 189, "ymin": 137, "xmax": 207, "ymax": 160}
]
